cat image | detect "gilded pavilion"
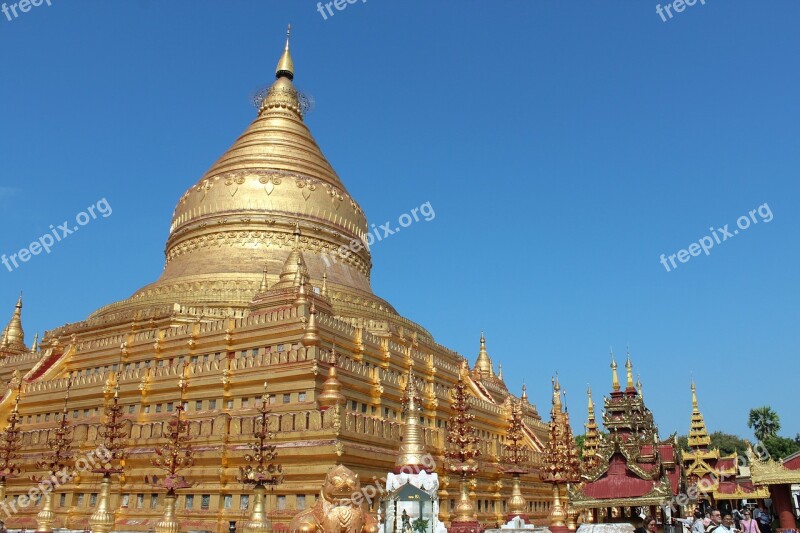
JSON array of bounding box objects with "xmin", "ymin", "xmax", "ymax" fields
[
  {"xmin": 0, "ymin": 31, "xmax": 553, "ymax": 532},
  {"xmin": 570, "ymin": 354, "xmax": 680, "ymax": 522},
  {"xmin": 682, "ymin": 381, "xmax": 768, "ymax": 512}
]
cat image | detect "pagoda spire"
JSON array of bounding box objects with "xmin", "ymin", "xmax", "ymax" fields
[
  {"xmin": 1, "ymin": 295, "xmax": 25, "ymax": 353},
  {"xmin": 259, "ymin": 265, "xmax": 269, "ymax": 293},
  {"xmin": 521, "ymin": 383, "xmax": 528, "ymax": 403},
  {"xmin": 610, "ymin": 348, "xmax": 620, "ymax": 392},
  {"xmin": 583, "ymin": 384, "xmax": 600, "ymax": 463},
  {"xmin": 474, "ymin": 332, "xmax": 494, "ymax": 378},
  {"xmin": 625, "ymin": 349, "xmax": 635, "ymax": 390},
  {"xmin": 275, "ymin": 24, "xmax": 294, "ymax": 80},
  {"xmin": 552, "ymin": 376, "xmax": 562, "ymax": 412},
  {"xmin": 688, "ymin": 379, "xmax": 711, "ymax": 450},
  {"xmin": 30, "ymin": 332, "xmax": 39, "ymax": 353},
  {"xmin": 395, "ymin": 370, "xmax": 428, "ymax": 473},
  {"xmin": 318, "ymin": 345, "xmax": 345, "ymax": 409},
  {"xmin": 497, "ymin": 363, "xmax": 503, "ymax": 381},
  {"xmin": 321, "ymin": 271, "xmax": 329, "ymax": 297}
]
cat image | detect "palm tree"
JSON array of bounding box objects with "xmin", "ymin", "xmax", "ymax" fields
[{"xmin": 747, "ymin": 407, "xmax": 781, "ymax": 442}]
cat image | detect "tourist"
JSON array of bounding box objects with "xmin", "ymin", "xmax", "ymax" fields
[
  {"xmin": 754, "ymin": 505, "xmax": 772, "ymax": 533},
  {"xmin": 692, "ymin": 509, "xmax": 707, "ymax": 533},
  {"xmin": 740, "ymin": 509, "xmax": 761, "ymax": 533},
  {"xmin": 707, "ymin": 509, "xmax": 723, "ymax": 533},
  {"xmin": 733, "ymin": 508, "xmax": 744, "ymax": 530},
  {"xmin": 635, "ymin": 515, "xmax": 658, "ymax": 533}
]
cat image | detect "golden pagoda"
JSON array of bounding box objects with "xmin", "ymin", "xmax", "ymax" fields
[
  {"xmin": 0, "ymin": 28, "xmax": 552, "ymax": 532},
  {"xmin": 682, "ymin": 381, "xmax": 768, "ymax": 508}
]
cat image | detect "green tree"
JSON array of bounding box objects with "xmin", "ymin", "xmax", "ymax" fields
[
  {"xmin": 709, "ymin": 432, "xmax": 748, "ymax": 457},
  {"xmin": 677, "ymin": 435, "xmax": 689, "ymax": 451},
  {"xmin": 748, "ymin": 407, "xmax": 781, "ymax": 442},
  {"xmin": 763, "ymin": 435, "xmax": 800, "ymax": 461},
  {"xmin": 575, "ymin": 434, "xmax": 586, "ymax": 458}
]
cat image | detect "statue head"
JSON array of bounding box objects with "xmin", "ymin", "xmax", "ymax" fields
[{"xmin": 321, "ymin": 464, "xmax": 362, "ymax": 504}]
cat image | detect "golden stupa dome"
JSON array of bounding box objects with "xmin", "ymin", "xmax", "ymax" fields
[{"xmin": 88, "ymin": 27, "xmax": 432, "ymax": 336}]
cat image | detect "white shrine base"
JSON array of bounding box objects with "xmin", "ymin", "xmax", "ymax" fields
[
  {"xmin": 577, "ymin": 524, "xmax": 636, "ymax": 533},
  {"xmin": 381, "ymin": 470, "xmax": 447, "ymax": 533}
]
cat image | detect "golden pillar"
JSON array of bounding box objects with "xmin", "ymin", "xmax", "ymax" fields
[
  {"xmin": 35, "ymin": 490, "xmax": 56, "ymax": 533},
  {"xmin": 548, "ymin": 484, "xmax": 566, "ymax": 528},
  {"xmin": 453, "ymin": 476, "xmax": 477, "ymax": 523},
  {"xmin": 155, "ymin": 491, "xmax": 180, "ymax": 533},
  {"xmin": 507, "ymin": 474, "xmax": 527, "ymax": 520},
  {"xmin": 89, "ymin": 475, "xmax": 116, "ymax": 533},
  {"xmin": 242, "ymin": 484, "xmax": 270, "ymax": 533}
]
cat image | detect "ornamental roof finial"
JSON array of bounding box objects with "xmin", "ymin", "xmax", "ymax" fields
[
  {"xmin": 610, "ymin": 347, "xmax": 620, "ymax": 392},
  {"xmin": 275, "ymin": 24, "xmax": 294, "ymax": 80}
]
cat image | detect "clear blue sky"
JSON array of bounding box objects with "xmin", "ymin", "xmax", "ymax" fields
[{"xmin": 1, "ymin": 1, "xmax": 798, "ymax": 441}]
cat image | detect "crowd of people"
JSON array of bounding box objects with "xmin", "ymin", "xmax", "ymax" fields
[{"xmin": 636, "ymin": 504, "xmax": 775, "ymax": 533}]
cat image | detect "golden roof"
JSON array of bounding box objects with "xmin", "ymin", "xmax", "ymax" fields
[
  {"xmin": 0, "ymin": 295, "xmax": 26, "ymax": 354},
  {"xmin": 83, "ymin": 29, "xmax": 433, "ymax": 336}
]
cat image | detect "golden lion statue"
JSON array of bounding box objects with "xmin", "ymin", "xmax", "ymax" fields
[{"xmin": 290, "ymin": 465, "xmax": 379, "ymax": 533}]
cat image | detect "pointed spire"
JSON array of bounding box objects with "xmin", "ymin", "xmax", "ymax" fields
[
  {"xmin": 275, "ymin": 24, "xmax": 294, "ymax": 80},
  {"xmin": 636, "ymin": 374, "xmax": 643, "ymax": 399},
  {"xmin": 521, "ymin": 383, "xmax": 528, "ymax": 403},
  {"xmin": 318, "ymin": 345, "xmax": 345, "ymax": 409},
  {"xmin": 301, "ymin": 301, "xmax": 320, "ymax": 347},
  {"xmin": 583, "ymin": 385, "xmax": 600, "ymax": 466},
  {"xmin": 497, "ymin": 363, "xmax": 503, "ymax": 381},
  {"xmin": 1, "ymin": 294, "xmax": 26, "ymax": 353},
  {"xmin": 395, "ymin": 369, "xmax": 428, "ymax": 472},
  {"xmin": 688, "ymin": 379, "xmax": 711, "ymax": 450},
  {"xmin": 30, "ymin": 332, "xmax": 39, "ymax": 353},
  {"xmin": 474, "ymin": 332, "xmax": 494, "ymax": 378},
  {"xmin": 552, "ymin": 376, "xmax": 562, "ymax": 409},
  {"xmin": 625, "ymin": 348, "xmax": 635, "ymax": 390},
  {"xmin": 610, "ymin": 348, "xmax": 620, "ymax": 392},
  {"xmin": 259, "ymin": 265, "xmax": 269, "ymax": 293},
  {"xmin": 321, "ymin": 271, "xmax": 328, "ymax": 297}
]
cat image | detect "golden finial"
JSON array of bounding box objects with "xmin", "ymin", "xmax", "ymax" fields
[
  {"xmin": 395, "ymin": 368, "xmax": 426, "ymax": 471},
  {"xmin": 30, "ymin": 332, "xmax": 39, "ymax": 353},
  {"xmin": 321, "ymin": 271, "xmax": 328, "ymax": 297},
  {"xmin": 521, "ymin": 382, "xmax": 528, "ymax": 403},
  {"xmin": 552, "ymin": 375, "xmax": 562, "ymax": 409},
  {"xmin": 318, "ymin": 343, "xmax": 345, "ymax": 409},
  {"xmin": 275, "ymin": 24, "xmax": 294, "ymax": 80},
  {"xmin": 625, "ymin": 347, "xmax": 634, "ymax": 390},
  {"xmin": 2, "ymin": 293, "xmax": 25, "ymax": 352},
  {"xmin": 475, "ymin": 331, "xmax": 494, "ymax": 378},
  {"xmin": 587, "ymin": 384, "xmax": 594, "ymax": 413},
  {"xmin": 259, "ymin": 264, "xmax": 269, "ymax": 292},
  {"xmin": 262, "ymin": 380, "xmax": 269, "ymax": 404},
  {"xmin": 497, "ymin": 363, "xmax": 503, "ymax": 380},
  {"xmin": 301, "ymin": 301, "xmax": 320, "ymax": 347},
  {"xmin": 610, "ymin": 347, "xmax": 620, "ymax": 392},
  {"xmin": 293, "ymin": 220, "xmax": 301, "ymax": 247},
  {"xmin": 691, "ymin": 377, "xmax": 698, "ymax": 410}
]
